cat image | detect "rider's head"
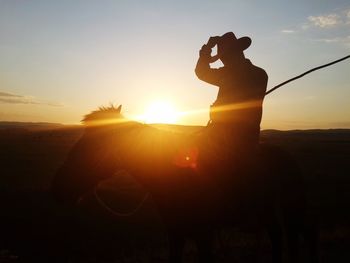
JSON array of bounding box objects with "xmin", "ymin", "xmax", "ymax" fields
[{"xmin": 217, "ymin": 32, "xmax": 251, "ymax": 66}]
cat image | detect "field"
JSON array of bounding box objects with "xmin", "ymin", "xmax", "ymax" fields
[{"xmin": 0, "ymin": 122, "xmax": 349, "ymax": 262}]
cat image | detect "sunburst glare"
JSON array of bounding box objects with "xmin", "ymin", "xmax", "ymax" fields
[{"xmin": 139, "ymin": 100, "xmax": 179, "ymax": 124}]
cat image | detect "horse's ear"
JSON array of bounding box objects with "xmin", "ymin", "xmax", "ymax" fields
[{"xmin": 117, "ymin": 105, "xmax": 122, "ymax": 113}]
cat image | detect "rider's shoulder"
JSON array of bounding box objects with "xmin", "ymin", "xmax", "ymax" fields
[{"xmin": 247, "ymin": 60, "xmax": 268, "ymax": 80}]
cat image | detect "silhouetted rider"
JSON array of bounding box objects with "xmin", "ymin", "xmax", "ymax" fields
[{"xmin": 195, "ymin": 32, "xmax": 268, "ymax": 157}]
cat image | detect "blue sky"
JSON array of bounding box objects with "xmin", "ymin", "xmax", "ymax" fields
[{"xmin": 0, "ymin": 0, "xmax": 349, "ymax": 129}]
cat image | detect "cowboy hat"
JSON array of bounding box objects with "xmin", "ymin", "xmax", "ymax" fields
[{"xmin": 217, "ymin": 32, "xmax": 251, "ymax": 56}]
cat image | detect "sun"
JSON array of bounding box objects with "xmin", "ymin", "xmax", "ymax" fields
[{"xmin": 141, "ymin": 101, "xmax": 179, "ymax": 124}]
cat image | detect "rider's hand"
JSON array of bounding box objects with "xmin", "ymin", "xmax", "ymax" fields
[
  {"xmin": 199, "ymin": 44, "xmax": 212, "ymax": 58},
  {"xmin": 207, "ymin": 36, "xmax": 220, "ymax": 48},
  {"xmin": 199, "ymin": 36, "xmax": 220, "ymax": 62}
]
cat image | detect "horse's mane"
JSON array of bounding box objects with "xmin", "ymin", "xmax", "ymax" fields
[{"xmin": 81, "ymin": 105, "xmax": 124, "ymax": 126}]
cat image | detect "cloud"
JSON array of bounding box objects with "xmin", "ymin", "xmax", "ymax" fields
[
  {"xmin": 0, "ymin": 91, "xmax": 22, "ymax": 98},
  {"xmin": 314, "ymin": 35, "xmax": 350, "ymax": 47},
  {"xmin": 281, "ymin": 29, "xmax": 295, "ymax": 34},
  {"xmin": 315, "ymin": 37, "xmax": 342, "ymax": 43},
  {"xmin": 306, "ymin": 8, "xmax": 350, "ymax": 29},
  {"xmin": 0, "ymin": 91, "xmax": 63, "ymax": 107},
  {"xmin": 296, "ymin": 8, "xmax": 350, "ymax": 49},
  {"xmin": 308, "ymin": 14, "xmax": 340, "ymax": 28}
]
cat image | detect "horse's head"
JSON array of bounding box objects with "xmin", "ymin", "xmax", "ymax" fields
[{"xmin": 51, "ymin": 104, "xmax": 131, "ymax": 205}]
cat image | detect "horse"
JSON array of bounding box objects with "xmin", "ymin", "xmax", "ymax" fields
[{"xmin": 51, "ymin": 105, "xmax": 318, "ymax": 263}]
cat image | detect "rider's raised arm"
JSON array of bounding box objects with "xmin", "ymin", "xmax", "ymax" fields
[
  {"xmin": 195, "ymin": 44, "xmax": 223, "ymax": 86},
  {"xmin": 195, "ymin": 54, "xmax": 223, "ymax": 86}
]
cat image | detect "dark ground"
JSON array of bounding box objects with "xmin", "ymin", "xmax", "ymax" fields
[{"xmin": 0, "ymin": 122, "xmax": 349, "ymax": 262}]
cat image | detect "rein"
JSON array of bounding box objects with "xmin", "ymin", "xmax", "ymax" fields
[
  {"xmin": 76, "ymin": 172, "xmax": 150, "ymax": 218},
  {"xmin": 90, "ymin": 170, "xmax": 150, "ymax": 217},
  {"xmin": 93, "ymin": 182, "xmax": 150, "ymax": 217}
]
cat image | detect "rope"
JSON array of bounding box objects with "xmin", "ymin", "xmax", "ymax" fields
[
  {"xmin": 265, "ymin": 54, "xmax": 350, "ymax": 95},
  {"xmin": 90, "ymin": 55, "xmax": 349, "ymax": 217}
]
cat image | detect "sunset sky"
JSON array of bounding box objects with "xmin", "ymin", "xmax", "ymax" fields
[{"xmin": 0, "ymin": 0, "xmax": 349, "ymax": 129}]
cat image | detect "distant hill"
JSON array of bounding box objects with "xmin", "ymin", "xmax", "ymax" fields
[
  {"xmin": 1, "ymin": 121, "xmax": 350, "ymax": 135},
  {"xmin": 0, "ymin": 121, "xmax": 66, "ymax": 131},
  {"xmin": 262, "ymin": 128, "xmax": 350, "ymax": 135},
  {"xmin": 260, "ymin": 128, "xmax": 350, "ymax": 143}
]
